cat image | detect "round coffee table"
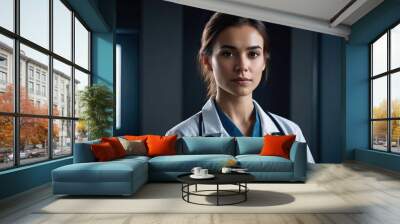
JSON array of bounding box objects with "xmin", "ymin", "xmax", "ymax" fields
[{"xmin": 177, "ymin": 172, "xmax": 255, "ymax": 206}]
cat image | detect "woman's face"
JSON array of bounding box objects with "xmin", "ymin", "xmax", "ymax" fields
[{"xmin": 205, "ymin": 25, "xmax": 266, "ymax": 97}]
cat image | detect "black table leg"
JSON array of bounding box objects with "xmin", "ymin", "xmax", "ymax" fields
[
  {"xmin": 217, "ymin": 184, "xmax": 219, "ymax": 206},
  {"xmin": 245, "ymin": 183, "xmax": 247, "ymax": 201}
]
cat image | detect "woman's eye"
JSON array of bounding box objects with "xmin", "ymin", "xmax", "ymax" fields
[
  {"xmin": 221, "ymin": 51, "xmax": 233, "ymax": 57},
  {"xmin": 248, "ymin": 51, "xmax": 260, "ymax": 58}
]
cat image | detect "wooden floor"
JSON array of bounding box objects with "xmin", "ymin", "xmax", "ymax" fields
[{"xmin": 1, "ymin": 162, "xmax": 400, "ymax": 224}]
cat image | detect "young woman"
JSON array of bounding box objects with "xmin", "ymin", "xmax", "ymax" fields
[{"xmin": 166, "ymin": 13, "xmax": 314, "ymax": 163}]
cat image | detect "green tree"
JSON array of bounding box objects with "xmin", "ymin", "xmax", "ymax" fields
[{"xmin": 79, "ymin": 84, "xmax": 113, "ymax": 140}]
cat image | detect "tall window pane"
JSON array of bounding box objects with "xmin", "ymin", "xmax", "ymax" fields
[
  {"xmin": 372, "ymin": 77, "xmax": 387, "ymax": 119},
  {"xmin": 391, "ymin": 24, "xmax": 400, "ymax": 70},
  {"xmin": 20, "ymin": 0, "xmax": 49, "ymax": 49},
  {"xmin": 0, "ymin": 116, "xmax": 13, "ymax": 170},
  {"xmin": 53, "ymin": 0, "xmax": 72, "ymax": 60},
  {"xmin": 392, "ymin": 72, "xmax": 400, "ymax": 118},
  {"xmin": 74, "ymin": 69, "xmax": 89, "ymax": 118},
  {"xmin": 53, "ymin": 119, "xmax": 72, "ymax": 158},
  {"xmin": 392, "ymin": 120, "xmax": 400, "ymax": 153},
  {"xmin": 53, "ymin": 59, "xmax": 72, "ymax": 117},
  {"xmin": 0, "ymin": 34, "xmax": 14, "ymax": 112},
  {"xmin": 0, "ymin": 0, "xmax": 14, "ymax": 32},
  {"xmin": 372, "ymin": 121, "xmax": 388, "ymax": 151},
  {"xmin": 20, "ymin": 117, "xmax": 49, "ymax": 165},
  {"xmin": 74, "ymin": 18, "xmax": 89, "ymax": 70},
  {"xmin": 372, "ymin": 34, "xmax": 387, "ymax": 76},
  {"xmin": 20, "ymin": 44, "xmax": 49, "ymax": 115}
]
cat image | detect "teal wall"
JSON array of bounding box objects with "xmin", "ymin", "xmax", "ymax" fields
[
  {"xmin": 346, "ymin": 0, "xmax": 400, "ymax": 171},
  {"xmin": 0, "ymin": 158, "xmax": 72, "ymax": 199}
]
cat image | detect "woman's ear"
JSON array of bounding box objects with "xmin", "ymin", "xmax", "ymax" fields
[{"xmin": 201, "ymin": 55, "xmax": 212, "ymax": 72}]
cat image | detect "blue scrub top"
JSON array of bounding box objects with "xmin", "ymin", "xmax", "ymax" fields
[{"xmin": 214, "ymin": 100, "xmax": 262, "ymax": 137}]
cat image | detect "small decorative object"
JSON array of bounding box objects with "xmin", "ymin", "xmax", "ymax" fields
[
  {"xmin": 225, "ymin": 159, "xmax": 239, "ymax": 168},
  {"xmin": 221, "ymin": 167, "xmax": 232, "ymax": 173}
]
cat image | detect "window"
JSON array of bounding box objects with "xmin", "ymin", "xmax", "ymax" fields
[
  {"xmin": 28, "ymin": 67, "xmax": 34, "ymax": 80},
  {"xmin": 0, "ymin": 71, "xmax": 6, "ymax": 85},
  {"xmin": 36, "ymin": 83, "xmax": 40, "ymax": 95},
  {"xmin": 28, "ymin": 81, "xmax": 34, "ymax": 94},
  {"xmin": 370, "ymin": 23, "xmax": 400, "ymax": 154},
  {"xmin": 0, "ymin": 55, "xmax": 7, "ymax": 67},
  {"xmin": 0, "ymin": 0, "xmax": 91, "ymax": 170},
  {"xmin": 42, "ymin": 85, "xmax": 46, "ymax": 97},
  {"xmin": 0, "ymin": 0, "xmax": 14, "ymax": 32}
]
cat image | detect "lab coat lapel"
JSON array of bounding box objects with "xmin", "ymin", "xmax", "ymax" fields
[
  {"xmin": 201, "ymin": 99, "xmax": 229, "ymax": 137},
  {"xmin": 253, "ymin": 100, "xmax": 280, "ymax": 135}
]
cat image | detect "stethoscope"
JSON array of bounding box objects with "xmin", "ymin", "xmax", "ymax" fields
[{"xmin": 197, "ymin": 111, "xmax": 286, "ymax": 137}]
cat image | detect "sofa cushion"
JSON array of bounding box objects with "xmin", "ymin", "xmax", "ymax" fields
[
  {"xmin": 235, "ymin": 137, "xmax": 263, "ymax": 155},
  {"xmin": 260, "ymin": 135, "xmax": 296, "ymax": 159},
  {"xmin": 52, "ymin": 158, "xmax": 147, "ymax": 183},
  {"xmin": 236, "ymin": 155, "xmax": 293, "ymax": 172},
  {"xmin": 118, "ymin": 138, "xmax": 147, "ymax": 156},
  {"xmin": 148, "ymin": 154, "xmax": 235, "ymax": 172},
  {"xmin": 101, "ymin": 137, "xmax": 127, "ymax": 158},
  {"xmin": 91, "ymin": 142, "xmax": 118, "ymax": 161},
  {"xmin": 147, "ymin": 135, "xmax": 177, "ymax": 157},
  {"xmin": 179, "ymin": 137, "xmax": 235, "ymax": 155}
]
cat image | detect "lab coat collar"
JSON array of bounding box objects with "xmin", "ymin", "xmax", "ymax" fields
[
  {"xmin": 253, "ymin": 100, "xmax": 281, "ymax": 135},
  {"xmin": 201, "ymin": 98, "xmax": 280, "ymax": 137}
]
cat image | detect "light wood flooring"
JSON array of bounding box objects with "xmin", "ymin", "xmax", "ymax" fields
[{"xmin": 0, "ymin": 162, "xmax": 400, "ymax": 224}]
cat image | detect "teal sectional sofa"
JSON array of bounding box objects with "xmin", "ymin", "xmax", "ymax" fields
[{"xmin": 52, "ymin": 137, "xmax": 307, "ymax": 196}]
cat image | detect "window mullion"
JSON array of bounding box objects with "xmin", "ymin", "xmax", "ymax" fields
[
  {"xmin": 71, "ymin": 10, "xmax": 76, "ymax": 154},
  {"xmin": 388, "ymin": 30, "xmax": 391, "ymax": 152},
  {"xmin": 13, "ymin": 0, "xmax": 20, "ymax": 167},
  {"xmin": 49, "ymin": 0, "xmax": 53, "ymax": 160}
]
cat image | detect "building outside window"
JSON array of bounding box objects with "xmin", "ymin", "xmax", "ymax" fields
[
  {"xmin": 0, "ymin": 0, "xmax": 91, "ymax": 171},
  {"xmin": 370, "ymin": 22, "xmax": 400, "ymax": 154}
]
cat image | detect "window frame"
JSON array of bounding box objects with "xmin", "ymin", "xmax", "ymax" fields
[
  {"xmin": 0, "ymin": 0, "xmax": 92, "ymax": 171},
  {"xmin": 369, "ymin": 20, "xmax": 400, "ymax": 154}
]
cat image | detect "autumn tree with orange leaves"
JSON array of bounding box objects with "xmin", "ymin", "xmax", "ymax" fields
[{"xmin": 0, "ymin": 84, "xmax": 59, "ymax": 152}]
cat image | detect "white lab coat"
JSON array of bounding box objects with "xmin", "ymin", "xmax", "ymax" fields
[{"xmin": 166, "ymin": 99, "xmax": 315, "ymax": 163}]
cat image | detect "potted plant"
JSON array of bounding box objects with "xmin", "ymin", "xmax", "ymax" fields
[{"xmin": 79, "ymin": 84, "xmax": 113, "ymax": 140}]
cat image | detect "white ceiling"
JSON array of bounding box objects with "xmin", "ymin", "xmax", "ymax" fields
[{"xmin": 163, "ymin": 0, "xmax": 384, "ymax": 39}]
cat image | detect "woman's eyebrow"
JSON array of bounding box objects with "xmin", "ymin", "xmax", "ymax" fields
[{"xmin": 220, "ymin": 45, "xmax": 262, "ymax": 50}]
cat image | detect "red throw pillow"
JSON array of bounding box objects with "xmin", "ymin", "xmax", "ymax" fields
[
  {"xmin": 259, "ymin": 135, "xmax": 296, "ymax": 159},
  {"xmin": 101, "ymin": 137, "xmax": 127, "ymax": 158},
  {"xmin": 91, "ymin": 142, "xmax": 118, "ymax": 161},
  {"xmin": 146, "ymin": 135, "xmax": 177, "ymax": 157}
]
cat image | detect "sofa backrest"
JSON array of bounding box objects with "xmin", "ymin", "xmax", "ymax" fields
[
  {"xmin": 178, "ymin": 137, "xmax": 235, "ymax": 155},
  {"xmin": 73, "ymin": 139, "xmax": 100, "ymax": 163},
  {"xmin": 235, "ymin": 137, "xmax": 264, "ymax": 155}
]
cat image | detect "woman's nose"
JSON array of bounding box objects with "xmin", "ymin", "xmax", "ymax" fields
[{"xmin": 235, "ymin": 55, "xmax": 249, "ymax": 72}]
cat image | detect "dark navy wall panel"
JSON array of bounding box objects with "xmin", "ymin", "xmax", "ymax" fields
[
  {"xmin": 320, "ymin": 35, "xmax": 345, "ymax": 163},
  {"xmin": 290, "ymin": 29, "xmax": 319, "ymax": 162},
  {"xmin": 140, "ymin": 0, "xmax": 183, "ymax": 134}
]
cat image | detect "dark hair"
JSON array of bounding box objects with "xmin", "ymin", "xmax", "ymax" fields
[{"xmin": 198, "ymin": 13, "xmax": 270, "ymax": 98}]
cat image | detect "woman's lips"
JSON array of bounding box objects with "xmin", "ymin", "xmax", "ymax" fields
[{"xmin": 232, "ymin": 78, "xmax": 252, "ymax": 85}]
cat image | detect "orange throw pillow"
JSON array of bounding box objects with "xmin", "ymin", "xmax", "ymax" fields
[
  {"xmin": 124, "ymin": 135, "xmax": 148, "ymax": 141},
  {"xmin": 259, "ymin": 135, "xmax": 296, "ymax": 159},
  {"xmin": 101, "ymin": 137, "xmax": 127, "ymax": 158},
  {"xmin": 91, "ymin": 142, "xmax": 117, "ymax": 161},
  {"xmin": 146, "ymin": 135, "xmax": 177, "ymax": 157}
]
